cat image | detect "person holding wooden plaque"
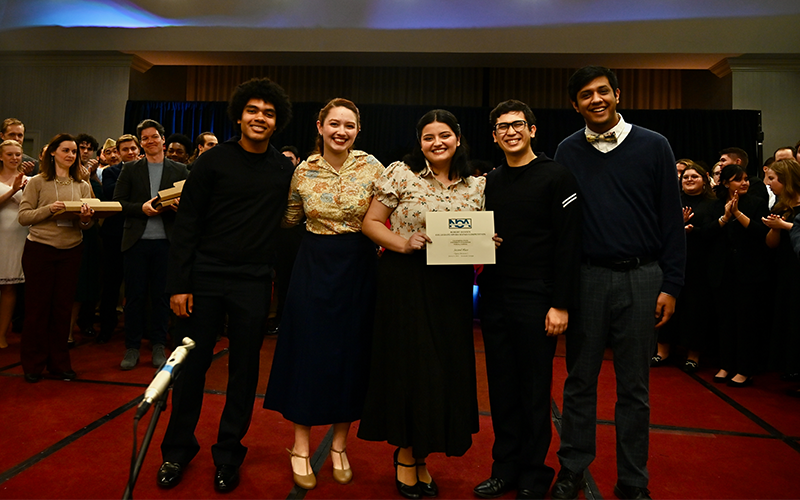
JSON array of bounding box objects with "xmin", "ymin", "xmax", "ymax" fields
[{"xmin": 17, "ymin": 134, "xmax": 94, "ymax": 382}]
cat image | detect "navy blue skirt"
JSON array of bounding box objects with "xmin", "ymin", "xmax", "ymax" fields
[{"xmin": 263, "ymin": 232, "xmax": 377, "ymax": 426}]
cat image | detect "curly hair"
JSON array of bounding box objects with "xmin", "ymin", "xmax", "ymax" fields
[
  {"xmin": 227, "ymin": 78, "xmax": 292, "ymax": 133},
  {"xmin": 74, "ymin": 133, "xmax": 98, "ymax": 152}
]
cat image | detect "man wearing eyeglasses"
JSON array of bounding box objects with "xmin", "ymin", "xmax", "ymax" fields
[{"xmin": 473, "ymin": 100, "xmax": 581, "ymax": 500}]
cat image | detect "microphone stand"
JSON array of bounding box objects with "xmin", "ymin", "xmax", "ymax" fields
[
  {"xmin": 121, "ymin": 337, "xmax": 195, "ymax": 499},
  {"xmin": 121, "ymin": 381, "xmax": 172, "ymax": 500}
]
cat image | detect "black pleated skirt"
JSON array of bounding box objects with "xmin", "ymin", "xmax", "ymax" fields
[
  {"xmin": 263, "ymin": 232, "xmax": 377, "ymax": 426},
  {"xmin": 357, "ymin": 250, "xmax": 479, "ymax": 458}
]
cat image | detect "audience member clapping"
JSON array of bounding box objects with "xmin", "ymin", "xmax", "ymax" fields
[
  {"xmin": 653, "ymin": 160, "xmax": 716, "ymax": 373},
  {"xmin": 761, "ymin": 159, "xmax": 800, "ymax": 391},
  {"xmin": 0, "ymin": 140, "xmax": 29, "ymax": 349},
  {"xmin": 710, "ymin": 164, "xmax": 770, "ymax": 388}
]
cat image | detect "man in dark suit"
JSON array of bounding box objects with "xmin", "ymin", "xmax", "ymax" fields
[{"xmin": 113, "ymin": 119, "xmax": 189, "ymax": 370}]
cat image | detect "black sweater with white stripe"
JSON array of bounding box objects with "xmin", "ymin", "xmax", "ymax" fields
[{"xmin": 482, "ymin": 154, "xmax": 582, "ymax": 309}]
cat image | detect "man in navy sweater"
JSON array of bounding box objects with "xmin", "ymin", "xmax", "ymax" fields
[{"xmin": 551, "ymin": 66, "xmax": 685, "ymax": 500}]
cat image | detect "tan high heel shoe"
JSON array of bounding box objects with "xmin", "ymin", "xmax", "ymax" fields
[
  {"xmin": 330, "ymin": 447, "xmax": 353, "ymax": 485},
  {"xmin": 287, "ymin": 448, "xmax": 316, "ymax": 490}
]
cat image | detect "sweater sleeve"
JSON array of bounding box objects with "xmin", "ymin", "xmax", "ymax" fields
[
  {"xmin": 165, "ymin": 160, "xmax": 213, "ymax": 294},
  {"xmin": 551, "ymin": 168, "xmax": 582, "ymax": 308},
  {"xmin": 654, "ymin": 138, "xmax": 686, "ymax": 297},
  {"xmin": 18, "ymin": 177, "xmax": 52, "ymax": 226}
]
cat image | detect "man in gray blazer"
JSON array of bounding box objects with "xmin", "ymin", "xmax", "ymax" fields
[{"xmin": 113, "ymin": 119, "xmax": 189, "ymax": 370}]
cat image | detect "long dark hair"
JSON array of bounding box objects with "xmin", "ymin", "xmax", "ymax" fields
[
  {"xmin": 403, "ymin": 109, "xmax": 471, "ymax": 181},
  {"xmin": 713, "ymin": 164, "xmax": 747, "ymax": 201},
  {"xmin": 40, "ymin": 133, "xmax": 81, "ymax": 181}
]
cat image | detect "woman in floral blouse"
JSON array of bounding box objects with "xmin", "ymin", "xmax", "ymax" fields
[
  {"xmin": 264, "ymin": 98, "xmax": 384, "ymax": 490},
  {"xmin": 357, "ymin": 109, "xmax": 492, "ymax": 499}
]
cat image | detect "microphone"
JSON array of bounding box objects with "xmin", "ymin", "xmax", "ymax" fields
[{"xmin": 134, "ymin": 337, "xmax": 196, "ymax": 419}]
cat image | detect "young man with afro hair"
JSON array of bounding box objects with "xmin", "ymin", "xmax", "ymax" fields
[{"xmin": 157, "ymin": 77, "xmax": 296, "ymax": 493}]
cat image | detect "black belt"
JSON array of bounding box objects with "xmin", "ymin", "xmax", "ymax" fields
[{"xmin": 583, "ymin": 256, "xmax": 656, "ymax": 272}]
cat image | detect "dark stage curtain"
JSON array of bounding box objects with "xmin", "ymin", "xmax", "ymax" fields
[{"xmin": 125, "ymin": 101, "xmax": 762, "ymax": 173}]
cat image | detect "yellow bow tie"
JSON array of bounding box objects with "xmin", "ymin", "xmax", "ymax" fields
[{"xmin": 586, "ymin": 131, "xmax": 617, "ymax": 143}]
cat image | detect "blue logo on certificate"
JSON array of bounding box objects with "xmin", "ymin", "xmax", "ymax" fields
[{"xmin": 449, "ymin": 218, "xmax": 472, "ymax": 229}]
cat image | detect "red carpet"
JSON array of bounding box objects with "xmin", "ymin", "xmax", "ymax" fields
[{"xmin": 1, "ymin": 323, "xmax": 799, "ymax": 499}]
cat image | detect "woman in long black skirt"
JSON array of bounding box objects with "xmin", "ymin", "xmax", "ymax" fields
[
  {"xmin": 709, "ymin": 164, "xmax": 770, "ymax": 387},
  {"xmin": 263, "ymin": 98, "xmax": 384, "ymax": 490},
  {"xmin": 357, "ymin": 110, "xmax": 496, "ymax": 499},
  {"xmin": 652, "ymin": 161, "xmax": 716, "ymax": 372}
]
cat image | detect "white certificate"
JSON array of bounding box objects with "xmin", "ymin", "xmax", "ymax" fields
[{"xmin": 425, "ymin": 211, "xmax": 495, "ymax": 265}]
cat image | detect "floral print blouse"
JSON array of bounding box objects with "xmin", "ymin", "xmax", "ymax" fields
[
  {"xmin": 375, "ymin": 161, "xmax": 486, "ymax": 238},
  {"xmin": 284, "ymin": 150, "xmax": 384, "ymax": 235}
]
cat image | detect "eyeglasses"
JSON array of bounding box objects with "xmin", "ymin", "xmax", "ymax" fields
[{"xmin": 494, "ymin": 120, "xmax": 528, "ymax": 134}]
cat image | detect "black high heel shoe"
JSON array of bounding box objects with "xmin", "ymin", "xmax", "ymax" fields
[
  {"xmin": 394, "ymin": 448, "xmax": 421, "ymax": 499},
  {"xmin": 727, "ymin": 375, "xmax": 753, "ymax": 387},
  {"xmin": 415, "ymin": 460, "xmax": 438, "ymax": 497}
]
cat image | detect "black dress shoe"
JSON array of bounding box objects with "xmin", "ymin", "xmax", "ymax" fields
[
  {"xmin": 614, "ymin": 482, "xmax": 651, "ymax": 499},
  {"xmin": 50, "ymin": 370, "xmax": 77, "ymax": 381},
  {"xmin": 419, "ymin": 477, "xmax": 438, "ymax": 497},
  {"xmin": 516, "ymin": 488, "xmax": 548, "ymax": 499},
  {"xmin": 649, "ymin": 354, "xmax": 668, "ymax": 367},
  {"xmin": 712, "ymin": 373, "xmax": 729, "ymax": 383},
  {"xmin": 24, "ymin": 373, "xmax": 42, "ymax": 383},
  {"xmin": 394, "ymin": 448, "xmax": 421, "ymax": 499},
  {"xmin": 156, "ymin": 462, "xmax": 183, "ymax": 489},
  {"xmin": 727, "ymin": 376, "xmax": 753, "ymax": 388},
  {"xmin": 414, "ymin": 459, "xmax": 438, "ymax": 497},
  {"xmin": 780, "ymin": 372, "xmax": 800, "ymax": 382},
  {"xmin": 551, "ymin": 468, "xmax": 584, "ymax": 500},
  {"xmin": 474, "ymin": 477, "xmax": 514, "ymax": 499},
  {"xmin": 682, "ymin": 359, "xmax": 699, "ymax": 374},
  {"xmin": 214, "ymin": 464, "xmax": 240, "ymax": 493}
]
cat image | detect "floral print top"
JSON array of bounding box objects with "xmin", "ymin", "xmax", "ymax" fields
[
  {"xmin": 375, "ymin": 161, "xmax": 486, "ymax": 238},
  {"xmin": 284, "ymin": 150, "xmax": 384, "ymax": 235}
]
